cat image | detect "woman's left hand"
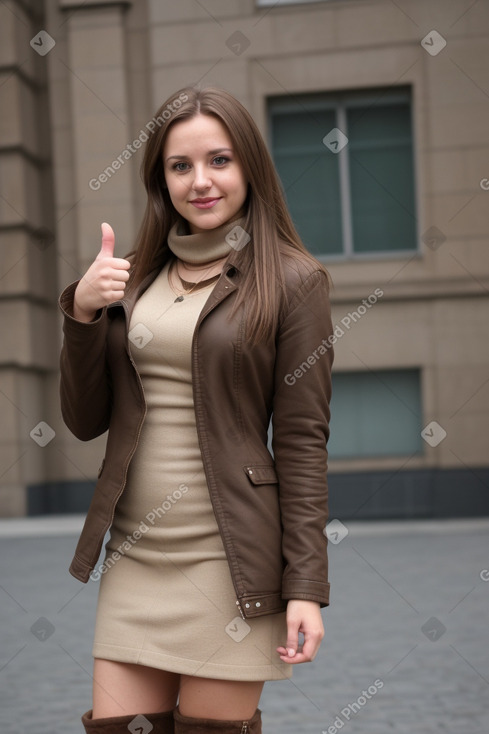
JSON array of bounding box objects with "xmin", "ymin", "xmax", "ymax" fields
[{"xmin": 276, "ymin": 599, "xmax": 325, "ymax": 664}]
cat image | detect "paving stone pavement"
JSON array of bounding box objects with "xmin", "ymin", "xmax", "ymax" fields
[{"xmin": 0, "ymin": 517, "xmax": 488, "ymax": 734}]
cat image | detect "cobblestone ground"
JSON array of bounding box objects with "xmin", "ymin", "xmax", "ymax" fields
[{"xmin": 0, "ymin": 517, "xmax": 488, "ymax": 734}]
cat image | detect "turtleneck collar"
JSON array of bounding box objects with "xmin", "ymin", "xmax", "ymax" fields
[{"xmin": 167, "ymin": 213, "xmax": 248, "ymax": 265}]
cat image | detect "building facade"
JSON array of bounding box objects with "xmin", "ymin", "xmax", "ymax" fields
[{"xmin": 1, "ymin": 0, "xmax": 488, "ymax": 518}]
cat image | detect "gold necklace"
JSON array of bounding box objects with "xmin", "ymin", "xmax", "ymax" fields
[{"xmin": 168, "ymin": 258, "xmax": 221, "ymax": 303}]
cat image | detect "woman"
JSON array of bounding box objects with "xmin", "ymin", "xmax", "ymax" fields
[{"xmin": 58, "ymin": 85, "xmax": 334, "ymax": 734}]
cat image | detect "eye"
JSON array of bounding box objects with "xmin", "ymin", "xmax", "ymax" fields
[
  {"xmin": 212, "ymin": 155, "xmax": 230, "ymax": 166},
  {"xmin": 172, "ymin": 162, "xmax": 190, "ymax": 172}
]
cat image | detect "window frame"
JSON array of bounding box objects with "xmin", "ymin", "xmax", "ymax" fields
[
  {"xmin": 327, "ymin": 368, "xmax": 424, "ymax": 461},
  {"xmin": 267, "ymin": 87, "xmax": 420, "ymax": 263}
]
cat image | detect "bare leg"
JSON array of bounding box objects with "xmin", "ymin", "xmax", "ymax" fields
[
  {"xmin": 92, "ymin": 658, "xmax": 180, "ymax": 718},
  {"xmin": 178, "ymin": 675, "xmax": 264, "ymax": 720}
]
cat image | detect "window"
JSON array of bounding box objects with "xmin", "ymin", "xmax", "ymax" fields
[
  {"xmin": 268, "ymin": 88, "xmax": 417, "ymax": 258},
  {"xmin": 327, "ymin": 369, "xmax": 423, "ymax": 459}
]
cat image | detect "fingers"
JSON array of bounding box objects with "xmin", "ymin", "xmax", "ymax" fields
[
  {"xmin": 276, "ymin": 617, "xmax": 302, "ymax": 663},
  {"xmin": 99, "ymin": 263, "xmax": 130, "ymax": 282},
  {"xmin": 99, "ymin": 222, "xmax": 115, "ymax": 258},
  {"xmin": 284, "ymin": 618, "xmax": 301, "ymax": 659},
  {"xmin": 97, "ymin": 223, "xmax": 131, "ymax": 272},
  {"xmin": 277, "ymin": 645, "xmax": 302, "ymax": 663},
  {"xmin": 276, "ymin": 602, "xmax": 324, "ymax": 664},
  {"xmin": 276, "ymin": 629, "xmax": 323, "ymax": 664}
]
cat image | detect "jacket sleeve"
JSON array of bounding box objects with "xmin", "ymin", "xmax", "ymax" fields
[
  {"xmin": 272, "ymin": 268, "xmax": 334, "ymax": 607},
  {"xmin": 58, "ymin": 280, "xmax": 112, "ymax": 441}
]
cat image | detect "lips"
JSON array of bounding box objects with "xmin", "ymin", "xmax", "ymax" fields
[{"xmin": 189, "ymin": 197, "xmax": 222, "ymax": 209}]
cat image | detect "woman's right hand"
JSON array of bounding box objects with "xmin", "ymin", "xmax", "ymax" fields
[{"xmin": 73, "ymin": 223, "xmax": 131, "ymax": 322}]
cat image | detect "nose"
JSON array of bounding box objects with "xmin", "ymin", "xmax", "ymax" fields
[{"xmin": 192, "ymin": 164, "xmax": 212, "ymax": 192}]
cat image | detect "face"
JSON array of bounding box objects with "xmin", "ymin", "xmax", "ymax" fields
[{"xmin": 163, "ymin": 113, "xmax": 248, "ymax": 234}]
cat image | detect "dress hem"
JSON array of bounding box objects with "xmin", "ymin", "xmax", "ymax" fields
[{"xmin": 92, "ymin": 643, "xmax": 293, "ymax": 682}]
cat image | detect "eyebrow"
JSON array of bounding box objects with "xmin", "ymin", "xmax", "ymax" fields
[{"xmin": 165, "ymin": 148, "xmax": 233, "ymax": 162}]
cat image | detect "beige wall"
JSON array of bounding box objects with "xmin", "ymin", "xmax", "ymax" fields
[{"xmin": 0, "ymin": 0, "xmax": 488, "ymax": 515}]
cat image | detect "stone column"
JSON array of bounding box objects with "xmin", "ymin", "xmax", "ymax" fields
[
  {"xmin": 45, "ymin": 0, "xmax": 136, "ymax": 515},
  {"xmin": 0, "ymin": 1, "xmax": 58, "ymax": 515}
]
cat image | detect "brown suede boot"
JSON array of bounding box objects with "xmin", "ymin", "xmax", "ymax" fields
[
  {"xmin": 82, "ymin": 708, "xmax": 174, "ymax": 733},
  {"xmin": 173, "ymin": 706, "xmax": 261, "ymax": 733}
]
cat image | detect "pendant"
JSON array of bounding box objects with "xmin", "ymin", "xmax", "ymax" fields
[{"xmin": 174, "ymin": 295, "xmax": 184, "ymax": 302}]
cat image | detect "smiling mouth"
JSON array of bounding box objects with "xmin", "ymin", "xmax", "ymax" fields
[{"xmin": 189, "ymin": 197, "xmax": 222, "ymax": 209}]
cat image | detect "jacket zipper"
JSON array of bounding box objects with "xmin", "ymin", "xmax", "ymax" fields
[
  {"xmin": 241, "ymin": 723, "xmax": 249, "ymax": 733},
  {"xmin": 106, "ymin": 301, "xmax": 147, "ymax": 531},
  {"xmin": 236, "ymin": 599, "xmax": 246, "ymax": 620},
  {"xmin": 190, "ymin": 281, "xmax": 249, "ymax": 620}
]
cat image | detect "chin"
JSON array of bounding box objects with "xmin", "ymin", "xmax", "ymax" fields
[
  {"xmin": 188, "ymin": 214, "xmax": 233, "ymax": 230},
  {"xmin": 189, "ymin": 220, "xmax": 222, "ymax": 232}
]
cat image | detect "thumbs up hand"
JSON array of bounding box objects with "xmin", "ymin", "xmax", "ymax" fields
[
  {"xmin": 73, "ymin": 223, "xmax": 131, "ymax": 322},
  {"xmin": 98, "ymin": 221, "xmax": 116, "ymax": 259}
]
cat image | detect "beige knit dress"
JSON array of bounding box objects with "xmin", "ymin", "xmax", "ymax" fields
[{"xmin": 92, "ymin": 222, "xmax": 292, "ymax": 681}]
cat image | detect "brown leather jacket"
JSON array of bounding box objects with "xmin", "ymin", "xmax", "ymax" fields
[{"xmin": 58, "ymin": 243, "xmax": 334, "ymax": 619}]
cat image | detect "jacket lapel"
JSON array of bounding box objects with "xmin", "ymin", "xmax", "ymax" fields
[{"xmin": 112, "ymin": 246, "xmax": 246, "ymax": 328}]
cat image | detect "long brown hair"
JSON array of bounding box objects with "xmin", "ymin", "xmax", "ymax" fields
[{"xmin": 126, "ymin": 85, "xmax": 332, "ymax": 345}]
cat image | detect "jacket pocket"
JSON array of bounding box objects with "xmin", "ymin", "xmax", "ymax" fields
[{"xmin": 243, "ymin": 464, "xmax": 278, "ymax": 485}]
